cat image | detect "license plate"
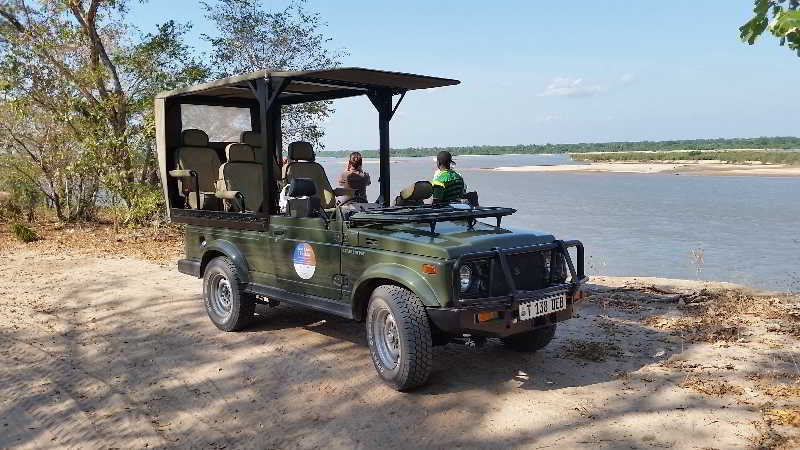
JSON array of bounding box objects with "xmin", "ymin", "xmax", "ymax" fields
[{"xmin": 518, "ymin": 294, "xmax": 567, "ymax": 321}]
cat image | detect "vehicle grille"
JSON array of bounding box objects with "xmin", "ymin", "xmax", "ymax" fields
[{"xmin": 459, "ymin": 249, "xmax": 568, "ymax": 300}]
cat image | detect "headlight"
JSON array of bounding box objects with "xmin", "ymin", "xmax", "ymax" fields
[{"xmin": 459, "ymin": 264, "xmax": 473, "ymax": 292}]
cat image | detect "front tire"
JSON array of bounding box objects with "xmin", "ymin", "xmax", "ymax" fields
[
  {"xmin": 366, "ymin": 285, "xmax": 432, "ymax": 391},
  {"xmin": 501, "ymin": 324, "xmax": 557, "ymax": 352},
  {"xmin": 202, "ymin": 256, "xmax": 255, "ymax": 331}
]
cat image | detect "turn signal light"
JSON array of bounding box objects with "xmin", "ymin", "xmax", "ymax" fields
[
  {"xmin": 476, "ymin": 311, "xmax": 499, "ymax": 322},
  {"xmin": 572, "ymin": 289, "xmax": 586, "ymax": 302},
  {"xmin": 422, "ymin": 264, "xmax": 438, "ymax": 274}
]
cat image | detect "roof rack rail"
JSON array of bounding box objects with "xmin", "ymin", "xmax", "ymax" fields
[{"xmin": 347, "ymin": 205, "xmax": 516, "ymax": 234}]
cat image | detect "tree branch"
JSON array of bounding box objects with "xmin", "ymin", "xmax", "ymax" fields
[{"xmin": 0, "ymin": 6, "xmax": 25, "ymax": 32}]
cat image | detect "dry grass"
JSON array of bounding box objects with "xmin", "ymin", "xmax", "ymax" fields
[
  {"xmin": 644, "ymin": 314, "xmax": 743, "ymax": 343},
  {"xmin": 751, "ymin": 404, "xmax": 800, "ymax": 449},
  {"xmin": 679, "ymin": 375, "xmax": 744, "ymax": 396},
  {"xmin": 563, "ymin": 339, "xmax": 621, "ymax": 362},
  {"xmin": 642, "ymin": 288, "xmax": 800, "ymax": 341},
  {"xmin": 0, "ymin": 214, "xmax": 183, "ymax": 265},
  {"xmin": 765, "ymin": 409, "xmax": 800, "ymax": 428},
  {"xmin": 749, "ymin": 373, "xmax": 800, "ymax": 399},
  {"xmin": 763, "ymin": 385, "xmax": 800, "ymax": 398}
]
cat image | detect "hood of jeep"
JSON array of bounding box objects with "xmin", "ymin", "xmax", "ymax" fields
[{"xmin": 355, "ymin": 220, "xmax": 555, "ymax": 259}]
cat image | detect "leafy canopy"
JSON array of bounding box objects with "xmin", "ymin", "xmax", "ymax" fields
[
  {"xmin": 0, "ymin": 0, "xmax": 210, "ymax": 221},
  {"xmin": 202, "ymin": 0, "xmax": 346, "ymax": 148},
  {"xmin": 740, "ymin": 0, "xmax": 800, "ymax": 56}
]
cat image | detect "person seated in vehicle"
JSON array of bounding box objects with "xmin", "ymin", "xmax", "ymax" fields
[
  {"xmin": 431, "ymin": 150, "xmax": 465, "ymax": 203},
  {"xmin": 337, "ymin": 151, "xmax": 371, "ymax": 201}
]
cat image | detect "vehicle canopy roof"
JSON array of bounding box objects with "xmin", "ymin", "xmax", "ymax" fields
[{"xmin": 156, "ymin": 67, "xmax": 459, "ymax": 103}]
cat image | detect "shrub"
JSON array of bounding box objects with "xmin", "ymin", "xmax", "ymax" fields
[
  {"xmin": 127, "ymin": 184, "xmax": 166, "ymax": 226},
  {"xmin": 0, "ymin": 191, "xmax": 22, "ymax": 221},
  {"xmin": 11, "ymin": 222, "xmax": 38, "ymax": 243}
]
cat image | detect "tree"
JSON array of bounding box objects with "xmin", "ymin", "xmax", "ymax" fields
[
  {"xmin": 202, "ymin": 0, "xmax": 346, "ymax": 148},
  {"xmin": 0, "ymin": 0, "xmax": 209, "ymax": 222},
  {"xmin": 740, "ymin": 0, "xmax": 800, "ymax": 56},
  {"xmin": 0, "ymin": 99, "xmax": 101, "ymax": 222}
]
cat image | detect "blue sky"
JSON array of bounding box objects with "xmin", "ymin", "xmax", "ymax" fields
[{"xmin": 130, "ymin": 0, "xmax": 799, "ymax": 151}]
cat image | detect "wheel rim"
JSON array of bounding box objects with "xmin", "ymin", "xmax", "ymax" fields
[
  {"xmin": 372, "ymin": 307, "xmax": 401, "ymax": 369},
  {"xmin": 210, "ymin": 274, "xmax": 233, "ymax": 320}
]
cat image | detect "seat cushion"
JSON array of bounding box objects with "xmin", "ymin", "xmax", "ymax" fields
[
  {"xmin": 400, "ymin": 181, "xmax": 433, "ymax": 202},
  {"xmin": 240, "ymin": 131, "xmax": 261, "ymax": 148},
  {"xmin": 175, "ymin": 146, "xmax": 222, "ymax": 192},
  {"xmin": 285, "ymin": 161, "xmax": 335, "ymax": 208},
  {"xmin": 218, "ymin": 162, "xmax": 264, "ymax": 212},
  {"xmin": 188, "ymin": 191, "xmax": 221, "ymax": 210},
  {"xmin": 225, "ymin": 143, "xmax": 255, "ymax": 162},
  {"xmin": 182, "ymin": 129, "xmax": 209, "ymax": 147},
  {"xmin": 288, "ymin": 141, "xmax": 314, "ymax": 161}
]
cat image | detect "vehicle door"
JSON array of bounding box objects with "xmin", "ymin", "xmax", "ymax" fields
[{"xmin": 269, "ymin": 213, "xmax": 342, "ymax": 301}]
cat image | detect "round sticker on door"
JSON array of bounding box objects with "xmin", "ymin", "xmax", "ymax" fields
[{"xmin": 292, "ymin": 242, "xmax": 316, "ymax": 279}]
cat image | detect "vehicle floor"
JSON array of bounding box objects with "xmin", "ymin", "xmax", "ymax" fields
[{"xmin": 1, "ymin": 249, "xmax": 798, "ymax": 449}]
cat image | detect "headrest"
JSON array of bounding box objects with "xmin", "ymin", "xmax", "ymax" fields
[
  {"xmin": 240, "ymin": 131, "xmax": 261, "ymax": 147},
  {"xmin": 225, "ymin": 143, "xmax": 255, "ymax": 162},
  {"xmin": 182, "ymin": 129, "xmax": 209, "ymax": 147},
  {"xmin": 288, "ymin": 141, "xmax": 314, "ymax": 161},
  {"xmin": 287, "ymin": 177, "xmax": 317, "ymax": 197},
  {"xmin": 400, "ymin": 181, "xmax": 433, "ymax": 202}
]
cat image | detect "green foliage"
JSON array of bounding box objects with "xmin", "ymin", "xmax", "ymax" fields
[
  {"xmin": 202, "ymin": 0, "xmax": 345, "ymax": 148},
  {"xmin": 740, "ymin": 0, "xmax": 800, "ymax": 56},
  {"xmin": 572, "ymin": 150, "xmax": 800, "ymax": 165},
  {"xmin": 11, "ymin": 222, "xmax": 38, "ymax": 243},
  {"xmin": 0, "ymin": 192, "xmax": 21, "ymax": 221},
  {"xmin": 322, "ymin": 136, "xmax": 800, "ymax": 159},
  {"xmin": 0, "ymin": 0, "xmax": 210, "ymax": 222},
  {"xmin": 0, "ymin": 166, "xmax": 40, "ymax": 221},
  {"xmin": 126, "ymin": 184, "xmax": 165, "ymax": 225}
]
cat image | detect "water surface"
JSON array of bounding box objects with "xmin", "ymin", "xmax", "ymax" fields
[{"xmin": 319, "ymin": 154, "xmax": 800, "ymax": 291}]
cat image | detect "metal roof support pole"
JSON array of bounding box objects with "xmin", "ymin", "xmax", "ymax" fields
[
  {"xmin": 254, "ymin": 76, "xmax": 288, "ymax": 216},
  {"xmin": 368, "ymin": 89, "xmax": 393, "ymax": 207}
]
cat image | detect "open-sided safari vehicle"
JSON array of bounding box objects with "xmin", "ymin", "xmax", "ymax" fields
[{"xmin": 156, "ymin": 68, "xmax": 587, "ymax": 390}]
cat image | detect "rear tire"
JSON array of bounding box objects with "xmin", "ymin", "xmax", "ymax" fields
[
  {"xmin": 202, "ymin": 256, "xmax": 255, "ymax": 331},
  {"xmin": 501, "ymin": 324, "xmax": 557, "ymax": 352},
  {"xmin": 366, "ymin": 285, "xmax": 432, "ymax": 391}
]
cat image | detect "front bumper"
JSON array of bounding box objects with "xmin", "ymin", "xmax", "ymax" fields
[
  {"xmin": 429, "ymin": 239, "xmax": 587, "ymax": 338},
  {"xmin": 177, "ymin": 259, "xmax": 201, "ymax": 278},
  {"xmin": 427, "ymin": 285, "xmax": 581, "ymax": 338}
]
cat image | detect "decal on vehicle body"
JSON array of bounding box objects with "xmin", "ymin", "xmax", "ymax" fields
[{"xmin": 293, "ymin": 242, "xmax": 316, "ymax": 279}]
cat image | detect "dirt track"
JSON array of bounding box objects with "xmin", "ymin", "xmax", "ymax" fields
[{"xmin": 2, "ymin": 247, "xmax": 799, "ymax": 449}]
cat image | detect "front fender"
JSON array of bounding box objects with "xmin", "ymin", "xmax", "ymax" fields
[
  {"xmin": 351, "ymin": 262, "xmax": 443, "ymax": 308},
  {"xmin": 201, "ymin": 239, "xmax": 251, "ymax": 284}
]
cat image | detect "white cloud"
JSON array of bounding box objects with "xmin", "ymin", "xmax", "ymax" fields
[
  {"xmin": 535, "ymin": 114, "xmax": 565, "ymax": 123},
  {"xmin": 619, "ymin": 73, "xmax": 637, "ymax": 85},
  {"xmin": 538, "ymin": 77, "xmax": 606, "ymax": 97}
]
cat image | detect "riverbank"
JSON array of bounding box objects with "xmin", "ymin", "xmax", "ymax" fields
[
  {"xmin": 487, "ymin": 160, "xmax": 800, "ymax": 176},
  {"xmin": 3, "ymin": 236, "xmax": 800, "ymax": 448}
]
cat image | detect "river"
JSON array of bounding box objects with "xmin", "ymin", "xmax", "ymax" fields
[{"xmin": 318, "ymin": 153, "xmax": 800, "ymax": 291}]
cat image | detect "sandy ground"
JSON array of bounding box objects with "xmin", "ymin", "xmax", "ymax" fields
[
  {"xmin": 2, "ymin": 243, "xmax": 800, "ymax": 449},
  {"xmin": 488, "ymin": 162, "xmax": 800, "ymax": 177}
]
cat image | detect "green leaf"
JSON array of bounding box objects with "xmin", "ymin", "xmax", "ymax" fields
[{"xmin": 770, "ymin": 10, "xmax": 800, "ymax": 37}]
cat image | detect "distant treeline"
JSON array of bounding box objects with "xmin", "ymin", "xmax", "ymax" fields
[
  {"xmin": 573, "ymin": 150, "xmax": 800, "ymax": 165},
  {"xmin": 322, "ymin": 136, "xmax": 800, "ymax": 158}
]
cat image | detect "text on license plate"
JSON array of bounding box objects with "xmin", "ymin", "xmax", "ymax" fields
[{"xmin": 518, "ymin": 294, "xmax": 567, "ymax": 321}]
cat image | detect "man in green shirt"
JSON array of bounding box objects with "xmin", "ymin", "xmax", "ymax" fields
[{"xmin": 431, "ymin": 151, "xmax": 465, "ymax": 203}]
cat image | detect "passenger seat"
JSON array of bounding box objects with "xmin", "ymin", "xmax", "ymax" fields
[
  {"xmin": 173, "ymin": 129, "xmax": 222, "ymax": 209},
  {"xmin": 283, "ymin": 141, "xmax": 337, "ymax": 209},
  {"xmin": 217, "ymin": 143, "xmax": 263, "ymax": 212},
  {"xmin": 395, "ymin": 181, "xmax": 433, "ymax": 206},
  {"xmin": 241, "ymin": 130, "xmax": 283, "ymax": 185}
]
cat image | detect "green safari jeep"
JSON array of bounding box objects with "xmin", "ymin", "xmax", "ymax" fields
[{"xmin": 156, "ymin": 68, "xmax": 586, "ymax": 390}]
